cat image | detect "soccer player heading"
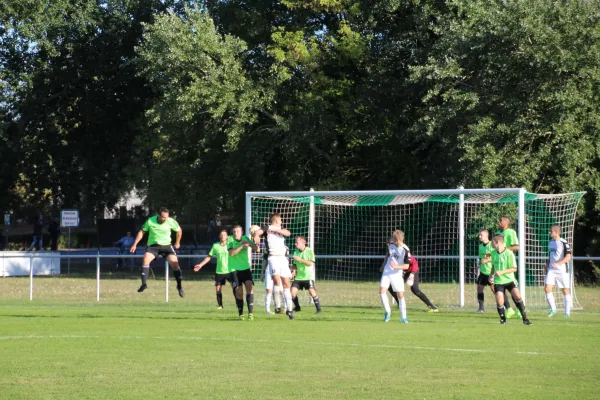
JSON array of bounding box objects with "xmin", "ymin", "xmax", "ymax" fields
[
  {"xmin": 130, "ymin": 207, "xmax": 185, "ymax": 298},
  {"xmin": 291, "ymin": 236, "xmax": 322, "ymax": 314},
  {"xmin": 228, "ymin": 225, "xmax": 259, "ymax": 320},
  {"xmin": 254, "ymin": 214, "xmax": 295, "ymax": 320},
  {"xmin": 194, "ymin": 229, "xmax": 236, "ymax": 310},
  {"xmin": 489, "ymin": 234, "xmax": 531, "ymax": 325},
  {"xmin": 546, "ymin": 225, "xmax": 573, "ymax": 318}
]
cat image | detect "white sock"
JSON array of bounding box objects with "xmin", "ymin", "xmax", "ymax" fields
[
  {"xmin": 546, "ymin": 292, "xmax": 556, "ymax": 311},
  {"xmin": 398, "ymin": 296, "xmax": 406, "ymax": 319},
  {"xmin": 274, "ymin": 285, "xmax": 283, "ymax": 309},
  {"xmin": 265, "ymin": 292, "xmax": 272, "ymax": 313},
  {"xmin": 380, "ymin": 293, "xmax": 391, "ymax": 314},
  {"xmin": 283, "ymin": 288, "xmax": 293, "ymax": 312},
  {"xmin": 565, "ymin": 294, "xmax": 572, "ymax": 315}
]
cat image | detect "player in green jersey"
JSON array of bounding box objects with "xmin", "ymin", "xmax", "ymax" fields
[
  {"xmin": 130, "ymin": 207, "xmax": 184, "ymax": 297},
  {"xmin": 228, "ymin": 225, "xmax": 259, "ymax": 320},
  {"xmin": 496, "ymin": 216, "xmax": 520, "ymax": 318},
  {"xmin": 476, "ymin": 230, "xmax": 495, "ymax": 312},
  {"xmin": 489, "ymin": 235, "xmax": 531, "ymax": 325},
  {"xmin": 194, "ymin": 230, "xmax": 235, "ymax": 309},
  {"xmin": 291, "ymin": 236, "xmax": 322, "ymax": 314}
]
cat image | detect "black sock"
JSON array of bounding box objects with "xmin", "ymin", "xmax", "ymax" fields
[
  {"xmin": 312, "ymin": 295, "xmax": 321, "ymax": 312},
  {"xmin": 173, "ymin": 269, "xmax": 182, "ymax": 289},
  {"xmin": 514, "ymin": 298, "xmax": 528, "ymax": 320},
  {"xmin": 236, "ymin": 298, "xmax": 244, "ymax": 315},
  {"xmin": 477, "ymin": 292, "xmax": 484, "ymax": 309},
  {"xmin": 216, "ymin": 291, "xmax": 223, "ymax": 307},
  {"xmin": 246, "ymin": 294, "xmax": 254, "ymax": 314},
  {"xmin": 497, "ymin": 306, "xmax": 506, "ymax": 321},
  {"xmin": 292, "ymin": 296, "xmax": 301, "ymax": 310},
  {"xmin": 141, "ymin": 266, "xmax": 149, "ymax": 285}
]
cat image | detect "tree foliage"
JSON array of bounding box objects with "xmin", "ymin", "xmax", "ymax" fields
[{"xmin": 2, "ymin": 0, "xmax": 600, "ymax": 274}]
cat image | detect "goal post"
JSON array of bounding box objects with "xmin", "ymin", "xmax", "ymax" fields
[{"xmin": 246, "ymin": 189, "xmax": 584, "ymax": 310}]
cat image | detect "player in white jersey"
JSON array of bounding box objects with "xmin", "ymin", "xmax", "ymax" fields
[
  {"xmin": 259, "ymin": 245, "xmax": 285, "ymax": 314},
  {"xmin": 545, "ymin": 225, "xmax": 573, "ymax": 317},
  {"xmin": 379, "ymin": 230, "xmax": 410, "ymax": 323},
  {"xmin": 255, "ymin": 214, "xmax": 294, "ymax": 319}
]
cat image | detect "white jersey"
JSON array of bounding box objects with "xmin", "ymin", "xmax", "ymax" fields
[
  {"xmin": 265, "ymin": 225, "xmax": 287, "ymax": 256},
  {"xmin": 383, "ymin": 243, "xmax": 409, "ymax": 275},
  {"xmin": 548, "ymin": 238, "xmax": 572, "ymax": 272}
]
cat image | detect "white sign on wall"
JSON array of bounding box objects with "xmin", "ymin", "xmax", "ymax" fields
[{"xmin": 61, "ymin": 210, "xmax": 79, "ymax": 227}]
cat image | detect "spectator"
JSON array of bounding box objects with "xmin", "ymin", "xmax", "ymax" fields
[
  {"xmin": 27, "ymin": 217, "xmax": 44, "ymax": 251},
  {"xmin": 207, "ymin": 215, "xmax": 217, "ymax": 242},
  {"xmin": 48, "ymin": 218, "xmax": 61, "ymax": 251},
  {"xmin": 114, "ymin": 231, "xmax": 135, "ymax": 269}
]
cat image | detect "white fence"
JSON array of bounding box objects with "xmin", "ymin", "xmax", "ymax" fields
[{"xmin": 0, "ymin": 253, "xmax": 597, "ymax": 304}]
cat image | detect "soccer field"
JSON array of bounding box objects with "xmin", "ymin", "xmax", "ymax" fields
[{"xmin": 1, "ymin": 279, "xmax": 599, "ymax": 400}]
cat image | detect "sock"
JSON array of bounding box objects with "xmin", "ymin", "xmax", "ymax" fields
[
  {"xmin": 477, "ymin": 292, "xmax": 484, "ymax": 309},
  {"xmin": 514, "ymin": 298, "xmax": 527, "ymax": 320},
  {"xmin": 173, "ymin": 269, "xmax": 182, "ymax": 289},
  {"xmin": 312, "ymin": 295, "xmax": 321, "ymax": 312},
  {"xmin": 497, "ymin": 305, "xmax": 506, "ymax": 321},
  {"xmin": 292, "ymin": 296, "xmax": 301, "ymax": 310},
  {"xmin": 265, "ymin": 292, "xmax": 272, "ymax": 313},
  {"xmin": 398, "ymin": 297, "xmax": 406, "ymax": 319},
  {"xmin": 274, "ymin": 285, "xmax": 283, "ymax": 309},
  {"xmin": 236, "ymin": 298, "xmax": 244, "ymax": 315},
  {"xmin": 283, "ymin": 288, "xmax": 293, "ymax": 312},
  {"xmin": 546, "ymin": 292, "xmax": 556, "ymax": 311},
  {"xmin": 216, "ymin": 291, "xmax": 223, "ymax": 307},
  {"xmin": 380, "ymin": 293, "xmax": 391, "ymax": 314},
  {"xmin": 564, "ymin": 294, "xmax": 572, "ymax": 314},
  {"xmin": 141, "ymin": 266, "xmax": 149, "ymax": 285},
  {"xmin": 246, "ymin": 294, "xmax": 254, "ymax": 314}
]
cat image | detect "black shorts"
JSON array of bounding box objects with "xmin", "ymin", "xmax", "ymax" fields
[
  {"xmin": 236, "ymin": 268, "xmax": 254, "ymax": 285},
  {"xmin": 215, "ymin": 273, "xmax": 231, "ymax": 287},
  {"xmin": 292, "ymin": 280, "xmax": 315, "ymax": 290},
  {"xmin": 146, "ymin": 244, "xmax": 176, "ymax": 259},
  {"xmin": 494, "ymin": 282, "xmax": 517, "ymax": 294},
  {"xmin": 477, "ymin": 273, "xmax": 492, "ymax": 286}
]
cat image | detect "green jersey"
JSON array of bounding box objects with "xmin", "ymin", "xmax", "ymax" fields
[
  {"xmin": 293, "ymin": 247, "xmax": 315, "ymax": 281},
  {"xmin": 478, "ymin": 241, "xmax": 493, "ymax": 275},
  {"xmin": 498, "ymin": 228, "xmax": 519, "ymax": 248},
  {"xmin": 491, "ymin": 248, "xmax": 517, "ymax": 285},
  {"xmin": 209, "ymin": 242, "xmax": 229, "ymax": 274},
  {"xmin": 227, "ymin": 235, "xmax": 254, "ymax": 271},
  {"xmin": 142, "ymin": 216, "xmax": 180, "ymax": 246}
]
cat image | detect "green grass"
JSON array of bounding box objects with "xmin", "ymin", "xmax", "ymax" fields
[{"xmin": 0, "ymin": 279, "xmax": 599, "ymax": 399}]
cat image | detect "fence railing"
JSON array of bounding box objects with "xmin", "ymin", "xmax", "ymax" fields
[{"xmin": 0, "ymin": 253, "xmax": 597, "ymax": 303}]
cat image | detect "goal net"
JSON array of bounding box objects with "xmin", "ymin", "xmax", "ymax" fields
[{"xmin": 247, "ymin": 189, "xmax": 584, "ymax": 310}]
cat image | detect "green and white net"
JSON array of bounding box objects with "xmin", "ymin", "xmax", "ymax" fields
[{"xmin": 249, "ymin": 191, "xmax": 584, "ymax": 310}]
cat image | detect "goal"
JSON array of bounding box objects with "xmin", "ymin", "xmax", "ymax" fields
[{"xmin": 246, "ymin": 189, "xmax": 584, "ymax": 310}]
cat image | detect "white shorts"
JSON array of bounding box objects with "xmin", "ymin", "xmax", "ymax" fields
[
  {"xmin": 380, "ymin": 273, "xmax": 404, "ymax": 293},
  {"xmin": 268, "ymin": 255, "xmax": 292, "ymax": 279},
  {"xmin": 545, "ymin": 269, "xmax": 570, "ymax": 289},
  {"xmin": 264, "ymin": 263, "xmax": 273, "ymax": 290}
]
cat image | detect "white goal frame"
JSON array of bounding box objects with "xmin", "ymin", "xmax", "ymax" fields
[{"xmin": 246, "ymin": 188, "xmax": 531, "ymax": 307}]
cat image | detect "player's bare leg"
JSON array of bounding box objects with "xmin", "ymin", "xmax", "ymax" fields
[
  {"xmin": 495, "ymin": 290, "xmax": 507, "ymax": 324},
  {"xmin": 308, "ymin": 287, "xmax": 322, "ymax": 313},
  {"xmin": 215, "ymin": 283, "xmax": 223, "ymax": 309}
]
